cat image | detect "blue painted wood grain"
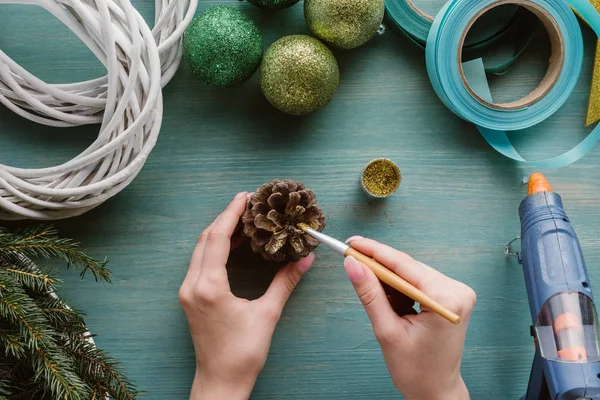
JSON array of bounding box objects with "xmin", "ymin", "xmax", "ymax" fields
[{"xmin": 2, "ymin": 1, "xmax": 600, "ymax": 398}]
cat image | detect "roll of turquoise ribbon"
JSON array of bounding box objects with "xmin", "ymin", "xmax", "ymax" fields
[{"xmin": 426, "ymin": 0, "xmax": 600, "ymax": 168}]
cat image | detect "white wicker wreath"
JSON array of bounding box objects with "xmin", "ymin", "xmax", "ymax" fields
[
  {"xmin": 0, "ymin": 0, "xmax": 197, "ymax": 127},
  {"xmin": 0, "ymin": 0, "xmax": 197, "ymax": 220},
  {"xmin": 0, "ymin": 0, "xmax": 165, "ymax": 220}
]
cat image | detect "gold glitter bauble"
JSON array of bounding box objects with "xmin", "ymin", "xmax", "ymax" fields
[
  {"xmin": 260, "ymin": 35, "xmax": 339, "ymax": 115},
  {"xmin": 304, "ymin": 0, "xmax": 384, "ymax": 49}
]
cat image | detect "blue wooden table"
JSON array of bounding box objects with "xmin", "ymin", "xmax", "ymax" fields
[{"xmin": 2, "ymin": 1, "xmax": 600, "ymax": 398}]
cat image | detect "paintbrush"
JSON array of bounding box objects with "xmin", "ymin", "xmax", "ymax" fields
[{"xmin": 298, "ymin": 224, "xmax": 460, "ymax": 324}]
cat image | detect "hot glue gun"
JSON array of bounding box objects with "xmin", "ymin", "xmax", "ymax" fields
[{"xmin": 518, "ymin": 173, "xmax": 600, "ymax": 399}]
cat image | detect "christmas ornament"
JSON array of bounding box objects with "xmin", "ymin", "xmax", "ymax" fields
[
  {"xmin": 0, "ymin": 0, "xmax": 162, "ymax": 220},
  {"xmin": 247, "ymin": 0, "xmax": 299, "ymax": 10},
  {"xmin": 304, "ymin": 0, "xmax": 385, "ymax": 49},
  {"xmin": 0, "ymin": 225, "xmax": 140, "ymax": 400},
  {"xmin": 260, "ymin": 35, "xmax": 339, "ymax": 115},
  {"xmin": 242, "ymin": 179, "xmax": 326, "ymax": 262},
  {"xmin": 184, "ymin": 6, "xmax": 263, "ymax": 87}
]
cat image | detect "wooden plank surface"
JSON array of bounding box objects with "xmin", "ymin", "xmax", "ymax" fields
[{"xmin": 2, "ymin": 1, "xmax": 600, "ymax": 398}]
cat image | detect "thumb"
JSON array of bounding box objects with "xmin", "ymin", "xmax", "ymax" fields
[
  {"xmin": 259, "ymin": 253, "xmax": 315, "ymax": 314},
  {"xmin": 344, "ymin": 256, "xmax": 397, "ymax": 329}
]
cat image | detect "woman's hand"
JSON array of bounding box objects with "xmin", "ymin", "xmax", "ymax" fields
[
  {"xmin": 179, "ymin": 192, "xmax": 315, "ymax": 400},
  {"xmin": 344, "ymin": 237, "xmax": 476, "ymax": 400}
]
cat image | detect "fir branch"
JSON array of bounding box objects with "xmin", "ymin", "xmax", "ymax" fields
[
  {"xmin": 4, "ymin": 267, "xmax": 55, "ymax": 287},
  {"xmin": 31, "ymin": 347, "xmax": 91, "ymax": 400},
  {"xmin": 0, "ymin": 382, "xmax": 10, "ymax": 400},
  {"xmin": 0, "ymin": 226, "xmax": 111, "ymax": 282},
  {"xmin": 91, "ymin": 386, "xmax": 105, "ymax": 400},
  {"xmin": 0, "ymin": 272, "xmax": 90, "ymax": 399},
  {"xmin": 0, "ymin": 356, "xmax": 19, "ymax": 399},
  {"xmin": 32, "ymin": 295, "xmax": 86, "ymax": 334},
  {"xmin": 0, "ymin": 271, "xmax": 55, "ymax": 349},
  {"xmin": 62, "ymin": 338, "xmax": 142, "ymax": 400},
  {"xmin": 1, "ymin": 359, "xmax": 47, "ymax": 400},
  {"xmin": 0, "ymin": 225, "xmax": 140, "ymax": 399},
  {"xmin": 2, "ymin": 363, "xmax": 40, "ymax": 400},
  {"xmin": 0, "ymin": 329, "xmax": 26, "ymax": 359},
  {"xmin": 0, "ymin": 355, "xmax": 20, "ymax": 382},
  {"xmin": 0, "ymin": 255, "xmax": 59, "ymax": 293}
]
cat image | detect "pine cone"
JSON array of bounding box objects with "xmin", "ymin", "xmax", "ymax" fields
[{"xmin": 242, "ymin": 179, "xmax": 325, "ymax": 262}]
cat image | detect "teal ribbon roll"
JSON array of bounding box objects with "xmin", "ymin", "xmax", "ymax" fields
[{"xmin": 426, "ymin": 0, "xmax": 600, "ymax": 168}]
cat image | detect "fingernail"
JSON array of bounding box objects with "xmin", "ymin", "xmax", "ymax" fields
[
  {"xmin": 235, "ymin": 191, "xmax": 247, "ymax": 199},
  {"xmin": 345, "ymin": 236, "xmax": 364, "ymax": 243},
  {"xmin": 344, "ymin": 256, "xmax": 364, "ymax": 283},
  {"xmin": 247, "ymin": 192, "xmax": 254, "ymax": 199}
]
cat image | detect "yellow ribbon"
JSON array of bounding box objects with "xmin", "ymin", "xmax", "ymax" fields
[
  {"xmin": 576, "ymin": 0, "xmax": 600, "ymax": 126},
  {"xmin": 587, "ymin": 39, "xmax": 600, "ymax": 126}
]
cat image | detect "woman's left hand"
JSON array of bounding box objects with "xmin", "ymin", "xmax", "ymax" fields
[{"xmin": 179, "ymin": 192, "xmax": 315, "ymax": 400}]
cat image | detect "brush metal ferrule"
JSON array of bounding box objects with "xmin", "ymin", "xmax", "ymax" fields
[{"xmin": 303, "ymin": 227, "xmax": 349, "ymax": 255}]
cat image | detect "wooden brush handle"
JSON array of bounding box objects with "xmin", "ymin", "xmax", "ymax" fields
[{"xmin": 345, "ymin": 247, "xmax": 460, "ymax": 324}]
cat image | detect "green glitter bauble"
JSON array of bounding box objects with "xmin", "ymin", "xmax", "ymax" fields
[
  {"xmin": 304, "ymin": 0, "xmax": 384, "ymax": 49},
  {"xmin": 183, "ymin": 6, "xmax": 263, "ymax": 87},
  {"xmin": 247, "ymin": 0, "xmax": 299, "ymax": 10},
  {"xmin": 260, "ymin": 35, "xmax": 339, "ymax": 116}
]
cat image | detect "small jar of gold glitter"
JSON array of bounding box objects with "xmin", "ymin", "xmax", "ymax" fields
[{"xmin": 361, "ymin": 158, "xmax": 401, "ymax": 198}]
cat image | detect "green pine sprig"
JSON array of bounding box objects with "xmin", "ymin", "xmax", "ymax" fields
[
  {"xmin": 61, "ymin": 337, "xmax": 139, "ymax": 400},
  {"xmin": 0, "ymin": 226, "xmax": 141, "ymax": 400},
  {"xmin": 0, "ymin": 226, "xmax": 111, "ymax": 282}
]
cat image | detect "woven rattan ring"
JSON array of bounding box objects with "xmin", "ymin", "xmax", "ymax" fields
[
  {"xmin": 0, "ymin": 0, "xmax": 197, "ymax": 127},
  {"xmin": 0, "ymin": 0, "xmax": 166, "ymax": 220}
]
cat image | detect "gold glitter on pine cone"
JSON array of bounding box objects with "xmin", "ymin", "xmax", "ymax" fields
[{"xmin": 242, "ymin": 179, "xmax": 325, "ymax": 262}]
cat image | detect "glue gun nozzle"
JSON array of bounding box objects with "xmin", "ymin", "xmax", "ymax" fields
[{"xmin": 527, "ymin": 172, "xmax": 552, "ymax": 195}]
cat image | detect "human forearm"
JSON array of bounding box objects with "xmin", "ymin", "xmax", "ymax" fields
[
  {"xmin": 403, "ymin": 377, "xmax": 470, "ymax": 400},
  {"xmin": 450, "ymin": 378, "xmax": 470, "ymax": 400},
  {"xmin": 190, "ymin": 371, "xmax": 255, "ymax": 400}
]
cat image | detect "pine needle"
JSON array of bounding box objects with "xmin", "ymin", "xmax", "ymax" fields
[
  {"xmin": 0, "ymin": 226, "xmax": 112, "ymax": 282},
  {"xmin": 62, "ymin": 338, "xmax": 142, "ymax": 400},
  {"xmin": 0, "ymin": 225, "xmax": 140, "ymax": 399}
]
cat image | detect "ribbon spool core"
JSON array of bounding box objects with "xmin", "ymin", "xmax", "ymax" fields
[{"xmin": 458, "ymin": 1, "xmax": 564, "ymax": 110}]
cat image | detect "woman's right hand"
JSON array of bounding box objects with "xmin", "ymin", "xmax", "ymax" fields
[{"xmin": 343, "ymin": 237, "xmax": 476, "ymax": 400}]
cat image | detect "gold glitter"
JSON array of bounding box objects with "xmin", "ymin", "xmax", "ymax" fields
[
  {"xmin": 361, "ymin": 159, "xmax": 401, "ymax": 198},
  {"xmin": 304, "ymin": 0, "xmax": 385, "ymax": 49},
  {"xmin": 586, "ymin": 39, "xmax": 600, "ymax": 126},
  {"xmin": 575, "ymin": 0, "xmax": 600, "ymax": 126},
  {"xmin": 297, "ymin": 223, "xmax": 311, "ymax": 231},
  {"xmin": 260, "ymin": 35, "xmax": 339, "ymax": 115}
]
